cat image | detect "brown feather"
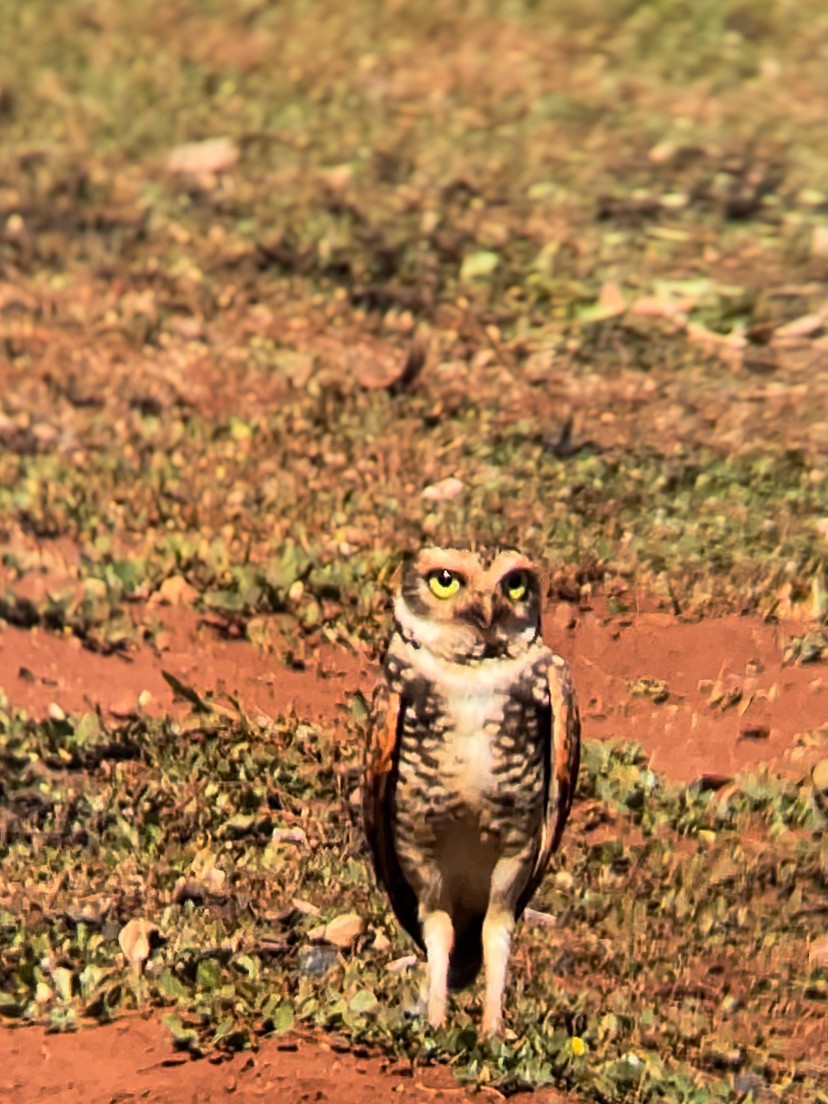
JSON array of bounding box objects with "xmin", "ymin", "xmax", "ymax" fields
[
  {"xmin": 517, "ymin": 659, "xmax": 581, "ymax": 917},
  {"xmin": 362, "ymin": 683, "xmax": 423, "ymax": 950}
]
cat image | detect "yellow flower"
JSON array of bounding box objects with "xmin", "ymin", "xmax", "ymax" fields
[{"xmin": 570, "ymin": 1036, "xmax": 587, "ymax": 1057}]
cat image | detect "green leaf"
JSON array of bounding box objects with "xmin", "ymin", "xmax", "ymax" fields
[
  {"xmin": 196, "ymin": 959, "xmax": 222, "ymax": 991},
  {"xmin": 272, "ymin": 1002, "xmax": 295, "ymax": 1035},
  {"xmin": 460, "ymin": 250, "xmax": 500, "ymax": 282},
  {"xmin": 162, "ymin": 1013, "xmax": 198, "ymax": 1048},
  {"xmin": 347, "ymin": 691, "xmax": 370, "ymax": 724},
  {"xmin": 202, "ymin": 589, "xmax": 246, "ymax": 613},
  {"xmin": 52, "ymin": 967, "xmax": 74, "ymax": 1002},
  {"xmin": 157, "ymin": 970, "xmax": 190, "ymax": 1000},
  {"xmin": 348, "ymin": 988, "xmax": 379, "ymax": 1015},
  {"xmin": 73, "ymin": 712, "xmax": 100, "ymax": 747}
]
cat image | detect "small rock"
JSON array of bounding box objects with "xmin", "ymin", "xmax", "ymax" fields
[
  {"xmin": 270, "ymin": 827, "xmax": 308, "ymax": 847},
  {"xmin": 4, "ymin": 212, "xmax": 27, "ymax": 241},
  {"xmin": 318, "ymin": 163, "xmax": 353, "ymax": 193},
  {"xmin": 287, "ymin": 579, "xmax": 304, "ymax": 603},
  {"xmin": 320, "ymin": 912, "xmax": 365, "ymax": 948},
  {"xmin": 353, "ymin": 341, "xmax": 425, "ymax": 394},
  {"xmin": 168, "ymin": 315, "xmax": 205, "ymax": 341},
  {"xmin": 631, "ymin": 295, "xmax": 693, "ymax": 319},
  {"xmin": 812, "ymin": 225, "xmax": 828, "ymax": 258},
  {"xmin": 371, "ymin": 931, "xmax": 392, "ymax": 953},
  {"xmin": 648, "ymin": 140, "xmax": 676, "ymax": 164},
  {"xmin": 292, "ymin": 898, "xmax": 321, "ymax": 917},
  {"xmin": 421, "ymin": 476, "xmax": 464, "ymax": 502},
  {"xmin": 298, "ymin": 945, "xmax": 339, "ymax": 978},
  {"xmin": 155, "ymin": 575, "xmax": 198, "ymax": 607},
  {"xmin": 110, "ymin": 696, "xmax": 138, "ymax": 719},
  {"xmin": 166, "ymin": 137, "xmax": 238, "ymax": 176},
  {"xmin": 47, "ymin": 702, "xmax": 66, "ymax": 722},
  {"xmin": 597, "ymin": 280, "xmax": 627, "ymax": 318},
  {"xmin": 523, "ymin": 349, "xmax": 556, "ymax": 383},
  {"xmin": 812, "ymin": 758, "xmax": 828, "ymax": 793}
]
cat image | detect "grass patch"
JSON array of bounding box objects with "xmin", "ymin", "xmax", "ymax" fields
[{"xmin": 1, "ymin": 694, "xmax": 826, "ymax": 1100}]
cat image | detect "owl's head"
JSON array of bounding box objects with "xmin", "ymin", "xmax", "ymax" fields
[{"xmin": 394, "ymin": 546, "xmax": 543, "ymax": 663}]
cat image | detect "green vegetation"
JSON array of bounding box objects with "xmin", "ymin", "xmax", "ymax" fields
[
  {"xmin": 1, "ymin": 696, "xmax": 826, "ymax": 1101},
  {"xmin": 1, "ymin": 0, "xmax": 827, "ymax": 643}
]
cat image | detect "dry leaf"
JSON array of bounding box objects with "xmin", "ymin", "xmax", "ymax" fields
[
  {"xmin": 597, "ymin": 281, "xmax": 627, "ymax": 318},
  {"xmin": 386, "ymin": 954, "xmax": 418, "ymax": 975},
  {"xmin": 775, "ymin": 309, "xmax": 828, "ymax": 340},
  {"xmin": 119, "ymin": 918, "xmax": 159, "ymax": 971}
]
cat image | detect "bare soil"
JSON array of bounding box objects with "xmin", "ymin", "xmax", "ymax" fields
[
  {"xmin": 1, "ymin": 1015, "xmax": 560, "ymax": 1104},
  {"xmin": 3, "ymin": 599, "xmax": 824, "ymax": 783}
]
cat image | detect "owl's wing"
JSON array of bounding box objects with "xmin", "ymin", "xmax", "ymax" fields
[
  {"xmin": 517, "ymin": 658, "xmax": 581, "ymax": 916},
  {"xmin": 362, "ymin": 681, "xmax": 423, "ymax": 950}
]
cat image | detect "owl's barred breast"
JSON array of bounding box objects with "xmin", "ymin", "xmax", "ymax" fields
[{"xmin": 386, "ymin": 636, "xmax": 553, "ymax": 912}]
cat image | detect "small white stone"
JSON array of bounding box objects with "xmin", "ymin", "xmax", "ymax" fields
[
  {"xmin": 421, "ymin": 476, "xmax": 465, "ymax": 501},
  {"xmin": 320, "ymin": 912, "xmax": 365, "ymax": 948}
]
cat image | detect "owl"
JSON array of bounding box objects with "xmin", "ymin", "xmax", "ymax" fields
[{"xmin": 363, "ymin": 546, "xmax": 580, "ymax": 1036}]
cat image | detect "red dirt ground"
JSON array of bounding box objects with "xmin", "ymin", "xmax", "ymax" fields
[
  {"xmin": 1, "ymin": 1015, "xmax": 574, "ymax": 1104},
  {"xmin": 1, "ymin": 600, "xmax": 826, "ymax": 1102},
  {"xmin": 3, "ymin": 597, "xmax": 825, "ymax": 782}
]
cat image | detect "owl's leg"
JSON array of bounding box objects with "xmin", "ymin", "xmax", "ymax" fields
[
  {"xmin": 481, "ymin": 856, "xmax": 523, "ymax": 1037},
  {"xmin": 481, "ymin": 908, "xmax": 514, "ymax": 1036},
  {"xmin": 422, "ymin": 908, "xmax": 454, "ymax": 1028}
]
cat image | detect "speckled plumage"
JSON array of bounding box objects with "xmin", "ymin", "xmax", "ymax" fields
[{"xmin": 363, "ymin": 546, "xmax": 580, "ymax": 1035}]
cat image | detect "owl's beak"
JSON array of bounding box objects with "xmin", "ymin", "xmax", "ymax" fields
[{"xmin": 464, "ymin": 594, "xmax": 495, "ymax": 630}]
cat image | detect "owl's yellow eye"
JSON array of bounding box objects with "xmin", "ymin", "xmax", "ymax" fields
[
  {"xmin": 427, "ymin": 569, "xmax": 462, "ymax": 599},
  {"xmin": 502, "ymin": 570, "xmax": 528, "ymax": 602}
]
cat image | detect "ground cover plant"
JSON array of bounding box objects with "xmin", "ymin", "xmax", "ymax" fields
[
  {"xmin": 1, "ymin": 695, "xmax": 827, "ymax": 1102},
  {"xmin": 1, "ymin": 0, "xmax": 828, "ymax": 1101}
]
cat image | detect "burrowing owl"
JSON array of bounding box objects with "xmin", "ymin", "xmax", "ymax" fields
[{"xmin": 363, "ymin": 546, "xmax": 580, "ymax": 1036}]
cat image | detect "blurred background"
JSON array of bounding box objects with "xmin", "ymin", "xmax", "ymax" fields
[{"xmin": 1, "ymin": 0, "xmax": 827, "ymax": 638}]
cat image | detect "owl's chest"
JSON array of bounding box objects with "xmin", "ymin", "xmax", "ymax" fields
[
  {"xmin": 396, "ymin": 683, "xmax": 543, "ymax": 824},
  {"xmin": 437, "ymin": 692, "xmax": 507, "ymax": 801}
]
